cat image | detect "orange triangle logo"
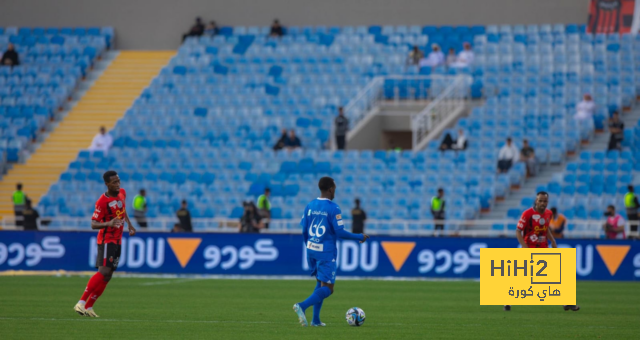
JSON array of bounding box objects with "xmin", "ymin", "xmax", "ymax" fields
[
  {"xmin": 596, "ymin": 245, "xmax": 630, "ymax": 276},
  {"xmin": 167, "ymin": 238, "xmax": 202, "ymax": 268},
  {"xmin": 381, "ymin": 242, "xmax": 416, "ymax": 272}
]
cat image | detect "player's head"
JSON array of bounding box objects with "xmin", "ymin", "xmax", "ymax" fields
[
  {"xmin": 606, "ymin": 205, "xmax": 616, "ymax": 215},
  {"xmin": 628, "ymin": 185, "xmax": 634, "ymax": 193},
  {"xmin": 534, "ymin": 191, "xmax": 549, "ymax": 211},
  {"xmin": 264, "ymin": 188, "xmax": 271, "ymax": 197},
  {"xmin": 318, "ymin": 176, "xmax": 336, "ymax": 200},
  {"xmin": 102, "ymin": 170, "xmax": 120, "ymax": 192},
  {"xmin": 181, "ymin": 199, "xmax": 187, "ymax": 208},
  {"xmin": 354, "ymin": 198, "xmax": 360, "ymax": 207},
  {"xmin": 16, "ymin": 183, "xmax": 22, "ymax": 191},
  {"xmin": 437, "ymin": 188, "xmax": 444, "ymax": 197}
]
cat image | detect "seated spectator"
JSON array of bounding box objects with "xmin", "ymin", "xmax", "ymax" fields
[
  {"xmin": 204, "ymin": 21, "xmax": 219, "ymax": 36},
  {"xmin": 607, "ymin": 111, "xmax": 624, "ymax": 151},
  {"xmin": 520, "ymin": 139, "xmax": 537, "ymax": 177},
  {"xmin": 446, "ymin": 47, "xmax": 457, "ymax": 66},
  {"xmin": 497, "ymin": 138, "xmax": 519, "ymax": 173},
  {"xmin": 285, "ymin": 129, "xmax": 301, "ymax": 149},
  {"xmin": 603, "ymin": 205, "xmax": 626, "ymax": 239},
  {"xmin": 22, "ymin": 199, "xmax": 39, "ymax": 230},
  {"xmin": 1, "ymin": 43, "xmax": 19, "ymax": 67},
  {"xmin": 453, "ymin": 129, "xmax": 468, "ymax": 151},
  {"xmin": 270, "ymin": 19, "xmax": 284, "ymax": 37},
  {"xmin": 439, "ymin": 132, "xmax": 454, "ymax": 151},
  {"xmin": 450, "ymin": 42, "xmax": 475, "ymax": 68},
  {"xmin": 88, "ymin": 126, "xmax": 113, "ymax": 155},
  {"xmin": 273, "ymin": 128, "xmax": 290, "ymax": 150},
  {"xmin": 419, "ymin": 44, "xmax": 445, "ymax": 69},
  {"xmin": 182, "ymin": 17, "xmax": 205, "ymax": 41},
  {"xmin": 240, "ymin": 201, "xmax": 263, "ymax": 233},
  {"xmin": 407, "ymin": 45, "xmax": 424, "ymax": 65},
  {"xmin": 171, "ymin": 223, "xmax": 184, "ymax": 233},
  {"xmin": 574, "ymin": 93, "xmax": 596, "ymax": 132},
  {"xmin": 549, "ymin": 207, "xmax": 566, "ymax": 239}
]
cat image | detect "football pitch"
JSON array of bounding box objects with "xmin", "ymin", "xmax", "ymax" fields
[{"xmin": 0, "ymin": 276, "xmax": 638, "ymax": 339}]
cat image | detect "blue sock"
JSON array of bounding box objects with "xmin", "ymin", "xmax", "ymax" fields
[
  {"xmin": 312, "ymin": 282, "xmax": 323, "ymax": 324},
  {"xmin": 298, "ymin": 286, "xmax": 332, "ymax": 312}
]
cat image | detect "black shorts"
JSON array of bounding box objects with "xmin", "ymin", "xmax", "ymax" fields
[{"xmin": 96, "ymin": 243, "xmax": 121, "ymax": 270}]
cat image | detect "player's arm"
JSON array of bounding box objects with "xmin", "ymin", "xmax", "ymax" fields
[
  {"xmin": 516, "ymin": 211, "xmax": 529, "ymax": 248},
  {"xmin": 516, "ymin": 230, "xmax": 528, "ymax": 248},
  {"xmin": 91, "ymin": 219, "xmax": 120, "ymax": 230},
  {"xmin": 91, "ymin": 200, "xmax": 120, "ymax": 230},
  {"xmin": 546, "ymin": 228, "xmax": 557, "ymax": 248},
  {"xmin": 332, "ymin": 207, "xmax": 368, "ymax": 243},
  {"xmin": 124, "ymin": 210, "xmax": 137, "ymax": 236}
]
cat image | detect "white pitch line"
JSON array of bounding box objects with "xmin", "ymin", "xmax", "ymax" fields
[{"xmin": 139, "ymin": 279, "xmax": 195, "ymax": 286}]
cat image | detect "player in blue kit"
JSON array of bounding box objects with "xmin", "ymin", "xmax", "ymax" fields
[{"xmin": 293, "ymin": 177, "xmax": 369, "ymax": 327}]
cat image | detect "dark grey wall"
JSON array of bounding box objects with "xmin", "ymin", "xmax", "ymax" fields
[{"xmin": 1, "ymin": 0, "xmax": 589, "ymax": 50}]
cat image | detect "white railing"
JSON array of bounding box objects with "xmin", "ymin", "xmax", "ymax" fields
[
  {"xmin": 331, "ymin": 75, "xmax": 465, "ymax": 150},
  {"xmin": 3, "ymin": 216, "xmax": 637, "ymax": 239},
  {"xmin": 411, "ymin": 75, "xmax": 472, "ymax": 149}
]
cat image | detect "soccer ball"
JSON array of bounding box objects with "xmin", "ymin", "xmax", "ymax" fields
[{"xmin": 345, "ymin": 307, "xmax": 366, "ymax": 326}]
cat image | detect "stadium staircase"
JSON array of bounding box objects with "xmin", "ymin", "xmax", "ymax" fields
[
  {"xmin": 482, "ymin": 106, "xmax": 640, "ymax": 220},
  {"xmin": 0, "ymin": 51, "xmax": 174, "ymax": 219}
]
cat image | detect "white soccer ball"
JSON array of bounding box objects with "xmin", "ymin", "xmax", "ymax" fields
[{"xmin": 345, "ymin": 307, "xmax": 366, "ymax": 327}]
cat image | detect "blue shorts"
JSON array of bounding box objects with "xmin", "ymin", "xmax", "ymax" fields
[{"xmin": 308, "ymin": 256, "xmax": 337, "ymax": 284}]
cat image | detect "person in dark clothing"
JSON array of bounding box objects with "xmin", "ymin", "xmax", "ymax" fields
[
  {"xmin": 182, "ymin": 17, "xmax": 205, "ymax": 41},
  {"xmin": 285, "ymin": 129, "xmax": 302, "ymax": 149},
  {"xmin": 204, "ymin": 21, "xmax": 219, "ymax": 36},
  {"xmin": 239, "ymin": 201, "xmax": 263, "ymax": 233},
  {"xmin": 351, "ymin": 198, "xmax": 367, "ymax": 234},
  {"xmin": 439, "ymin": 133, "xmax": 454, "ymax": 151},
  {"xmin": 176, "ymin": 200, "xmax": 193, "ymax": 232},
  {"xmin": 22, "ymin": 200, "xmax": 39, "ymax": 230},
  {"xmin": 270, "ymin": 19, "xmax": 284, "ymax": 37},
  {"xmin": 624, "ymin": 185, "xmax": 639, "ymax": 239},
  {"xmin": 608, "ymin": 111, "xmax": 624, "ymax": 151},
  {"xmin": 273, "ymin": 128, "xmax": 290, "ymax": 150},
  {"xmin": 334, "ymin": 107, "xmax": 349, "ymax": 150},
  {"xmin": 1, "ymin": 43, "xmax": 20, "ymax": 67},
  {"xmin": 171, "ymin": 223, "xmax": 184, "ymax": 233},
  {"xmin": 431, "ymin": 188, "xmax": 445, "ymax": 234}
]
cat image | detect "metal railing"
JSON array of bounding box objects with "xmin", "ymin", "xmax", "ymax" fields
[
  {"xmin": 330, "ymin": 75, "xmax": 466, "ymax": 150},
  {"xmin": 411, "ymin": 75, "xmax": 472, "ymax": 149},
  {"xmin": 3, "ymin": 216, "xmax": 637, "ymax": 239}
]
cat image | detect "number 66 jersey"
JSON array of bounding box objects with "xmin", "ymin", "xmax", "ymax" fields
[{"xmin": 300, "ymin": 198, "xmax": 344, "ymax": 261}]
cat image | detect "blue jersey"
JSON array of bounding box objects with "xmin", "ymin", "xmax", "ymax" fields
[{"xmin": 300, "ymin": 198, "xmax": 362, "ymax": 261}]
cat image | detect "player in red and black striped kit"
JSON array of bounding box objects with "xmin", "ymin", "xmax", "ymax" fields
[
  {"xmin": 74, "ymin": 170, "xmax": 136, "ymax": 317},
  {"xmin": 504, "ymin": 192, "xmax": 579, "ymax": 312}
]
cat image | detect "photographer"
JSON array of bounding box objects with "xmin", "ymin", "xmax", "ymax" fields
[
  {"xmin": 239, "ymin": 201, "xmax": 263, "ymax": 233},
  {"xmin": 603, "ymin": 205, "xmax": 626, "ymax": 239}
]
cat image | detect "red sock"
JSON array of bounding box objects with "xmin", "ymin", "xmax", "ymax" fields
[
  {"xmin": 80, "ymin": 272, "xmax": 105, "ymax": 302},
  {"xmin": 85, "ymin": 279, "xmax": 109, "ymax": 309}
]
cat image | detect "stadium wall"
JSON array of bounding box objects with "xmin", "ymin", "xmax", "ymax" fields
[
  {"xmin": 1, "ymin": 0, "xmax": 588, "ymax": 49},
  {"xmin": 1, "ymin": 231, "xmax": 638, "ymax": 281}
]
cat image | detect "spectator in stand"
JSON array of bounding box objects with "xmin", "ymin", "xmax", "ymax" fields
[
  {"xmin": 445, "ymin": 47, "xmax": 457, "ymax": 66},
  {"xmin": 431, "ymin": 188, "xmax": 445, "ymax": 235},
  {"xmin": 13, "ymin": 183, "xmax": 27, "ymax": 227},
  {"xmin": 549, "ymin": 207, "xmax": 566, "ymax": 239},
  {"xmin": 171, "ymin": 223, "xmax": 184, "ymax": 233},
  {"xmin": 450, "ymin": 42, "xmax": 475, "ymax": 68},
  {"xmin": 285, "ymin": 129, "xmax": 302, "ymax": 149},
  {"xmin": 624, "ymin": 185, "xmax": 639, "ymax": 239},
  {"xmin": 273, "ymin": 128, "xmax": 290, "ymax": 151},
  {"xmin": 407, "ymin": 45, "xmax": 424, "ymax": 65},
  {"xmin": 497, "ymin": 138, "xmax": 520, "ymax": 173},
  {"xmin": 257, "ymin": 188, "xmax": 271, "ymax": 229},
  {"xmin": 520, "ymin": 139, "xmax": 537, "ymax": 177},
  {"xmin": 176, "ymin": 200, "xmax": 193, "ymax": 232},
  {"xmin": 607, "ymin": 111, "xmax": 624, "ymax": 151},
  {"xmin": 270, "ymin": 19, "xmax": 284, "ymax": 37},
  {"xmin": 351, "ymin": 198, "xmax": 367, "ymax": 234},
  {"xmin": 89, "ymin": 126, "xmax": 113, "ymax": 155},
  {"xmin": 334, "ymin": 107, "xmax": 349, "ymax": 150},
  {"xmin": 603, "ymin": 205, "xmax": 626, "ymax": 239},
  {"xmin": 204, "ymin": 21, "xmax": 219, "ymax": 36},
  {"xmin": 439, "ymin": 132, "xmax": 454, "ymax": 151},
  {"xmin": 22, "ymin": 199, "xmax": 39, "ymax": 230},
  {"xmin": 1, "ymin": 43, "xmax": 20, "ymax": 67},
  {"xmin": 419, "ymin": 44, "xmax": 445, "ymax": 69},
  {"xmin": 182, "ymin": 17, "xmax": 205, "ymax": 42},
  {"xmin": 453, "ymin": 129, "xmax": 468, "ymax": 151},
  {"xmin": 240, "ymin": 201, "xmax": 263, "ymax": 233},
  {"xmin": 574, "ymin": 93, "xmax": 596, "ymax": 133}
]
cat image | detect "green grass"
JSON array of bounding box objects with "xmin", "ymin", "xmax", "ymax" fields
[{"xmin": 0, "ymin": 276, "xmax": 638, "ymax": 339}]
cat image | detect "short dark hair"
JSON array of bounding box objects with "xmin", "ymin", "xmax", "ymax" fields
[
  {"xmin": 550, "ymin": 207, "xmax": 557, "ymax": 214},
  {"xmin": 506, "ymin": 137, "xmax": 512, "ymax": 142},
  {"xmin": 103, "ymin": 170, "xmax": 118, "ymax": 183},
  {"xmin": 265, "ymin": 188, "xmax": 271, "ymax": 193},
  {"xmin": 628, "ymin": 185, "xmax": 634, "ymax": 192},
  {"xmin": 16, "ymin": 183, "xmax": 22, "ymax": 190},
  {"xmin": 536, "ymin": 191, "xmax": 549, "ymax": 198},
  {"xmin": 181, "ymin": 199, "xmax": 187, "ymax": 204},
  {"xmin": 437, "ymin": 188, "xmax": 444, "ymax": 194},
  {"xmin": 318, "ymin": 177, "xmax": 335, "ymax": 192},
  {"xmin": 140, "ymin": 189, "xmax": 146, "ymax": 194},
  {"xmin": 355, "ymin": 198, "xmax": 360, "ymax": 204},
  {"xmin": 608, "ymin": 205, "xmax": 615, "ymax": 211}
]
